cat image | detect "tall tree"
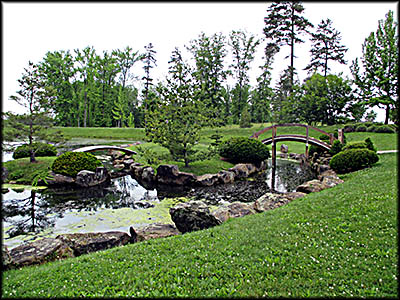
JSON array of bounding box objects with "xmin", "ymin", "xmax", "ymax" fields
[
  {"xmin": 305, "ymin": 18, "xmax": 348, "ymax": 77},
  {"xmin": 228, "ymin": 30, "xmax": 260, "ymax": 123},
  {"xmin": 350, "ymin": 10, "xmax": 398, "ymax": 124},
  {"xmin": 40, "ymin": 50, "xmax": 77, "ymax": 126},
  {"xmin": 142, "ymin": 43, "xmax": 157, "ymax": 127},
  {"xmin": 74, "ymin": 46, "xmax": 99, "ymax": 127},
  {"xmin": 6, "ymin": 61, "xmax": 63, "ymax": 162},
  {"xmin": 264, "ymin": 1, "xmax": 313, "ymax": 89},
  {"xmin": 298, "ymin": 73, "xmax": 353, "ymax": 125},
  {"xmin": 146, "ymin": 48, "xmax": 203, "ymax": 167},
  {"xmin": 188, "ymin": 32, "xmax": 229, "ymax": 124}
]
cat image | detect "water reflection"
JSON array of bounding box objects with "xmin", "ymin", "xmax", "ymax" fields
[
  {"xmin": 2, "ymin": 175, "xmax": 158, "ymax": 238},
  {"xmin": 265, "ymin": 159, "xmax": 315, "ymax": 193}
]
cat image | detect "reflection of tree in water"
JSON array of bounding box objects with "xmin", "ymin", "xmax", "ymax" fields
[
  {"xmin": 270, "ymin": 160, "xmax": 316, "ymax": 192},
  {"xmin": 2, "ymin": 190, "xmax": 59, "ymax": 238},
  {"xmin": 3, "ymin": 176, "xmax": 159, "ymax": 237}
]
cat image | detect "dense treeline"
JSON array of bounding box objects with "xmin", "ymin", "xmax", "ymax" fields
[
  {"xmin": 7, "ymin": 4, "xmax": 398, "ymax": 129},
  {"xmin": 3, "ymin": 3, "xmax": 398, "ymax": 165}
]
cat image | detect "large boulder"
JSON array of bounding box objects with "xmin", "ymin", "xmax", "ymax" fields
[
  {"xmin": 318, "ymin": 170, "xmax": 344, "ymax": 187},
  {"xmin": 195, "ymin": 173, "xmax": 220, "ymax": 186},
  {"xmin": 217, "ymin": 170, "xmax": 235, "ymax": 184},
  {"xmin": 212, "ymin": 202, "xmax": 256, "ymax": 223},
  {"xmin": 296, "ymin": 179, "xmax": 329, "ymax": 194},
  {"xmin": 75, "ymin": 167, "xmax": 110, "ymax": 187},
  {"xmin": 46, "ymin": 171, "xmax": 76, "ymax": 185},
  {"xmin": 254, "ymin": 193, "xmax": 294, "ymax": 213},
  {"xmin": 9, "ymin": 238, "xmax": 74, "ymax": 268},
  {"xmin": 56, "ymin": 231, "xmax": 133, "ymax": 256},
  {"xmin": 132, "ymin": 223, "xmax": 181, "ymax": 242},
  {"xmin": 2, "ymin": 245, "xmax": 13, "ymax": 269},
  {"xmin": 281, "ymin": 144, "xmax": 289, "ymax": 153},
  {"xmin": 228, "ymin": 164, "xmax": 250, "ymax": 179},
  {"xmin": 156, "ymin": 165, "xmax": 196, "ymax": 186},
  {"xmin": 169, "ymin": 200, "xmax": 221, "ymax": 233}
]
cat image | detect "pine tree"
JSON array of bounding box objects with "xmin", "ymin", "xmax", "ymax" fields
[
  {"xmin": 264, "ymin": 1, "xmax": 313, "ymax": 89},
  {"xmin": 305, "ymin": 18, "xmax": 348, "ymax": 77}
]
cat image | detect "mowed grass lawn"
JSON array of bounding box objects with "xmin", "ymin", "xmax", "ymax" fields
[{"xmin": 2, "ymin": 153, "xmax": 397, "ymax": 298}]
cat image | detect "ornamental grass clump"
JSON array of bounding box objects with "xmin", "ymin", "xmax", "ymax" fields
[
  {"xmin": 218, "ymin": 137, "xmax": 270, "ymax": 164},
  {"xmin": 51, "ymin": 152, "xmax": 103, "ymax": 177}
]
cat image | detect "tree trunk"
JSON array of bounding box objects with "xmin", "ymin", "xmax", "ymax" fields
[{"xmin": 385, "ymin": 104, "xmax": 390, "ymax": 124}]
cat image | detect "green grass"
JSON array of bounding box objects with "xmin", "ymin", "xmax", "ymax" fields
[
  {"xmin": 2, "ymin": 157, "xmax": 56, "ymax": 185},
  {"xmin": 2, "ymin": 153, "xmax": 397, "ymax": 298}
]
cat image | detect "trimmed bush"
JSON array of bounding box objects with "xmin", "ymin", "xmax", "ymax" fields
[
  {"xmin": 343, "ymin": 124, "xmax": 356, "ymax": 133},
  {"xmin": 342, "ymin": 141, "xmax": 368, "ymax": 152},
  {"xmin": 329, "ymin": 140, "xmax": 343, "ymax": 156},
  {"xmin": 218, "ymin": 137, "xmax": 270, "ymax": 163},
  {"xmin": 51, "ymin": 152, "xmax": 103, "ymax": 177},
  {"xmin": 374, "ymin": 125, "xmax": 395, "ymax": 133},
  {"xmin": 364, "ymin": 137, "xmax": 377, "ymax": 152},
  {"xmin": 330, "ymin": 148, "xmax": 379, "ymax": 174},
  {"xmin": 13, "ymin": 142, "xmax": 58, "ymax": 159},
  {"xmin": 355, "ymin": 124, "xmax": 367, "ymax": 132}
]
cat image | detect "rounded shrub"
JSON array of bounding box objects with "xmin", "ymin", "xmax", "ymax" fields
[
  {"xmin": 355, "ymin": 124, "xmax": 367, "ymax": 132},
  {"xmin": 13, "ymin": 142, "xmax": 58, "ymax": 159},
  {"xmin": 343, "ymin": 124, "xmax": 356, "ymax": 133},
  {"xmin": 342, "ymin": 141, "xmax": 368, "ymax": 151},
  {"xmin": 218, "ymin": 137, "xmax": 270, "ymax": 163},
  {"xmin": 329, "ymin": 140, "xmax": 343, "ymax": 156},
  {"xmin": 374, "ymin": 125, "xmax": 395, "ymax": 133},
  {"xmin": 329, "ymin": 148, "xmax": 379, "ymax": 174},
  {"xmin": 51, "ymin": 152, "xmax": 103, "ymax": 177}
]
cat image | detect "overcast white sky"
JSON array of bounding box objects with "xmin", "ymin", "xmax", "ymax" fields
[{"xmin": 2, "ymin": 1, "xmax": 398, "ymax": 122}]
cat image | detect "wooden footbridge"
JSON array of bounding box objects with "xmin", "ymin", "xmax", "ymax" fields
[
  {"xmin": 250, "ymin": 123, "xmax": 343, "ymax": 157},
  {"xmin": 72, "ymin": 145, "xmax": 137, "ymax": 155},
  {"xmin": 250, "ymin": 123, "xmax": 344, "ymax": 191}
]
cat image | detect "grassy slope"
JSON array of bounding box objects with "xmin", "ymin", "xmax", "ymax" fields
[{"xmin": 2, "ymin": 153, "xmax": 397, "ymax": 298}]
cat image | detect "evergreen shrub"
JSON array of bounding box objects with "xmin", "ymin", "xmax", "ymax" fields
[
  {"xmin": 342, "ymin": 141, "xmax": 368, "ymax": 151},
  {"xmin": 329, "ymin": 149, "xmax": 379, "ymax": 174},
  {"xmin": 51, "ymin": 152, "xmax": 102, "ymax": 177},
  {"xmin": 355, "ymin": 124, "xmax": 367, "ymax": 132},
  {"xmin": 374, "ymin": 125, "xmax": 395, "ymax": 133},
  {"xmin": 218, "ymin": 137, "xmax": 270, "ymax": 163},
  {"xmin": 329, "ymin": 140, "xmax": 343, "ymax": 156},
  {"xmin": 13, "ymin": 142, "xmax": 58, "ymax": 159}
]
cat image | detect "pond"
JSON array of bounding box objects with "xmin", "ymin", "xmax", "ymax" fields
[{"xmin": 2, "ymin": 158, "xmax": 316, "ymax": 250}]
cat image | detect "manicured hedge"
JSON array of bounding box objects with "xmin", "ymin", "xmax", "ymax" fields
[
  {"xmin": 218, "ymin": 137, "xmax": 270, "ymax": 163},
  {"xmin": 13, "ymin": 142, "xmax": 58, "ymax": 159},
  {"xmin": 51, "ymin": 152, "xmax": 103, "ymax": 177},
  {"xmin": 329, "ymin": 148, "xmax": 379, "ymax": 174}
]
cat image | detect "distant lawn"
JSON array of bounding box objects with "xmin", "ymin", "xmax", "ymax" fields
[{"xmin": 2, "ymin": 153, "xmax": 397, "ymax": 298}]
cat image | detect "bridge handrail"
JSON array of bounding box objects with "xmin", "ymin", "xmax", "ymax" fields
[
  {"xmin": 72, "ymin": 145, "xmax": 137, "ymax": 155},
  {"xmin": 250, "ymin": 123, "xmax": 336, "ymax": 144},
  {"xmin": 261, "ymin": 135, "xmax": 332, "ymax": 149}
]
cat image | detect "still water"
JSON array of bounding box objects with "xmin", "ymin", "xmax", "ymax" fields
[{"xmin": 2, "ymin": 159, "xmax": 315, "ymax": 249}]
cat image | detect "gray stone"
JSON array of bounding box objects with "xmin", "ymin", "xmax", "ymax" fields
[
  {"xmin": 46, "ymin": 171, "xmax": 76, "ymax": 185},
  {"xmin": 169, "ymin": 200, "xmax": 221, "ymax": 233},
  {"xmin": 281, "ymin": 144, "xmax": 289, "ymax": 153},
  {"xmin": 141, "ymin": 166, "xmax": 155, "ymax": 182},
  {"xmin": 76, "ymin": 167, "xmax": 110, "ymax": 187},
  {"xmin": 2, "ymin": 245, "xmax": 13, "ymax": 269},
  {"xmin": 283, "ymin": 192, "xmax": 307, "ymax": 201},
  {"xmin": 156, "ymin": 165, "xmax": 196, "ymax": 186},
  {"xmin": 212, "ymin": 202, "xmax": 256, "ymax": 223},
  {"xmin": 56, "ymin": 231, "xmax": 133, "ymax": 256},
  {"xmin": 196, "ymin": 173, "xmax": 220, "ymax": 186},
  {"xmin": 296, "ymin": 179, "xmax": 329, "ymax": 194},
  {"xmin": 123, "ymin": 159, "xmax": 135, "ymax": 167},
  {"xmin": 318, "ymin": 164, "xmax": 331, "ymax": 174},
  {"xmin": 254, "ymin": 193, "xmax": 291, "ymax": 212},
  {"xmin": 228, "ymin": 164, "xmax": 250, "ymax": 178},
  {"xmin": 9, "ymin": 238, "xmax": 75, "ymax": 268},
  {"xmin": 318, "ymin": 170, "xmax": 344, "ymax": 187},
  {"xmin": 133, "ymin": 223, "xmax": 181, "ymax": 242},
  {"xmin": 2, "ymin": 167, "xmax": 8, "ymax": 182},
  {"xmin": 217, "ymin": 170, "xmax": 235, "ymax": 184}
]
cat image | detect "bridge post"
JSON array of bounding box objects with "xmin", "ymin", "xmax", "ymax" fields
[
  {"xmin": 305, "ymin": 126, "xmax": 309, "ymax": 158},
  {"xmin": 271, "ymin": 126, "xmax": 277, "ymax": 191},
  {"xmin": 338, "ymin": 129, "xmax": 344, "ymax": 144}
]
